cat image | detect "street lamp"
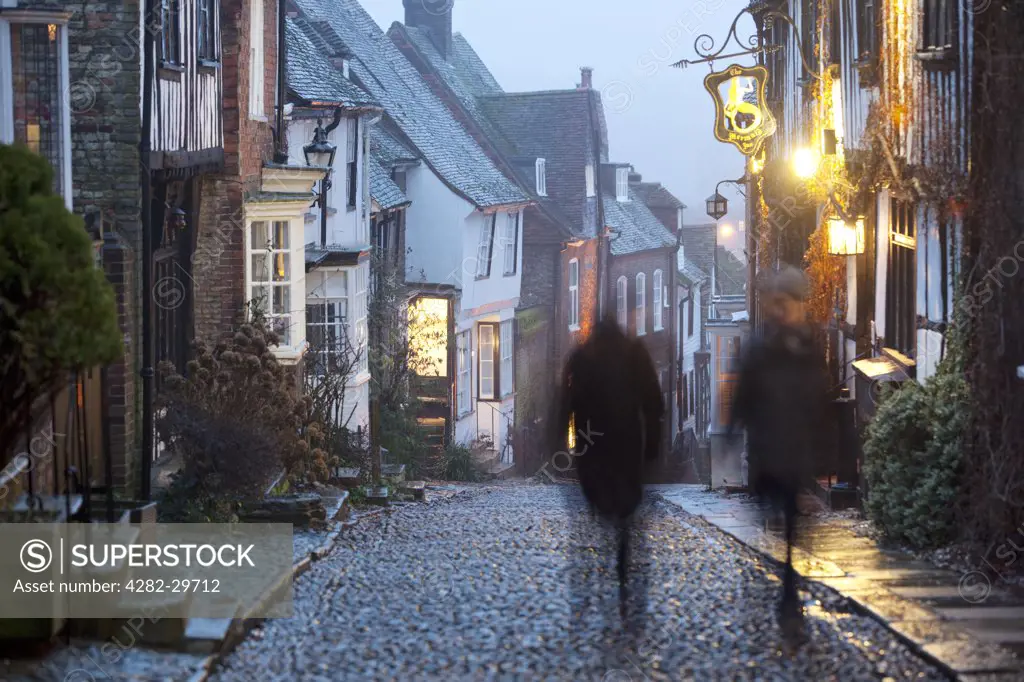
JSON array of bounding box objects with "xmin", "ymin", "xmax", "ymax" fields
[
  {"xmin": 827, "ymin": 216, "xmax": 866, "ymax": 255},
  {"xmin": 304, "ymin": 119, "xmax": 337, "ymax": 248},
  {"xmin": 706, "ymin": 192, "xmax": 728, "ymax": 221},
  {"xmin": 793, "ymin": 147, "xmax": 820, "ymax": 179}
]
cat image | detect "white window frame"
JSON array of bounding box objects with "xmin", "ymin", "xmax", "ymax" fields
[
  {"xmin": 249, "ymin": 0, "xmax": 265, "ymax": 120},
  {"xmin": 499, "ymin": 319, "xmax": 514, "ymax": 397},
  {"xmin": 616, "ymin": 276, "xmax": 628, "ymax": 331},
  {"xmin": 0, "ymin": 15, "xmax": 73, "ymax": 209},
  {"xmin": 352, "ymin": 262, "xmax": 368, "ymax": 374},
  {"xmin": 346, "ymin": 116, "xmax": 358, "ymax": 210},
  {"xmin": 305, "ymin": 270, "xmax": 349, "ymax": 377},
  {"xmin": 636, "ymin": 272, "xmax": 646, "ymax": 335},
  {"xmin": 616, "ymin": 168, "xmax": 630, "ymax": 202},
  {"xmin": 502, "ymin": 211, "xmax": 518, "ymax": 276},
  {"xmin": 476, "ymin": 214, "xmax": 496, "ymax": 278},
  {"xmin": 568, "ymin": 258, "xmax": 580, "ymax": 330},
  {"xmin": 653, "ymin": 269, "xmax": 663, "ymax": 330},
  {"xmin": 585, "ymin": 163, "xmax": 595, "ymax": 198},
  {"xmin": 248, "ymin": 218, "xmax": 302, "ymax": 350},
  {"xmin": 535, "ymin": 158, "xmax": 547, "ymax": 196},
  {"xmin": 478, "ymin": 323, "xmax": 497, "ymax": 401},
  {"xmin": 457, "ymin": 330, "xmax": 472, "ymax": 417}
]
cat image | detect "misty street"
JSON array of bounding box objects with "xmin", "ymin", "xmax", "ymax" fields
[{"xmin": 209, "ymin": 484, "xmax": 946, "ymax": 681}]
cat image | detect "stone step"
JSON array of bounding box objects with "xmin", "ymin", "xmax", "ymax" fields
[
  {"xmin": 381, "ymin": 464, "xmax": 406, "ymax": 485},
  {"xmin": 400, "ymin": 481, "xmax": 426, "ymax": 501},
  {"xmin": 364, "ymin": 486, "xmax": 390, "ymax": 507},
  {"xmin": 331, "ymin": 467, "xmax": 362, "ymax": 488}
]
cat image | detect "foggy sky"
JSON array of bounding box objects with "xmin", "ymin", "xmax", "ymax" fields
[{"xmin": 359, "ymin": 0, "xmax": 753, "ymax": 238}]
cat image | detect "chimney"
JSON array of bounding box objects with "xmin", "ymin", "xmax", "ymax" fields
[
  {"xmin": 330, "ymin": 49, "xmax": 351, "ymax": 79},
  {"xmin": 578, "ymin": 66, "xmax": 593, "ymax": 90},
  {"xmin": 404, "ymin": 0, "xmax": 454, "ymax": 60},
  {"xmin": 628, "ymin": 171, "xmax": 642, "ymax": 185}
]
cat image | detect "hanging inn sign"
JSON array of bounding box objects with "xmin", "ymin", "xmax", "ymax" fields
[{"xmin": 704, "ymin": 64, "xmax": 776, "ymax": 157}]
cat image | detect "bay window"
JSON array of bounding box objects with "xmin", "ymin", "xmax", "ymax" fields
[
  {"xmin": 500, "ymin": 320, "xmax": 514, "ymax": 397},
  {"xmin": 305, "ymin": 271, "xmax": 349, "ymax": 376},
  {"xmin": 2, "ymin": 18, "xmax": 71, "ymax": 206},
  {"xmin": 636, "ymin": 272, "xmax": 646, "ymax": 336},
  {"xmin": 353, "ymin": 263, "xmax": 368, "ymax": 373},
  {"xmin": 653, "ymin": 269, "xmax": 663, "ymax": 330},
  {"xmin": 616, "ymin": 168, "xmax": 629, "ymax": 202},
  {"xmin": 250, "ymin": 220, "xmax": 295, "ymax": 344},
  {"xmin": 568, "ymin": 259, "xmax": 580, "ymax": 330}
]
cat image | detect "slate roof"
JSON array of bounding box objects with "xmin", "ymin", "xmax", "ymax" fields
[
  {"xmin": 632, "ymin": 181, "xmax": 687, "ymax": 210},
  {"xmin": 286, "ymin": 18, "xmax": 379, "ymax": 109},
  {"xmin": 370, "ymin": 127, "xmax": 418, "ymax": 166},
  {"xmin": 678, "ymin": 256, "xmax": 707, "ymax": 287},
  {"xmin": 681, "ymin": 223, "xmax": 718, "ymax": 278},
  {"xmin": 605, "ymin": 189, "xmax": 678, "ymax": 256},
  {"xmin": 478, "ymin": 90, "xmax": 604, "ymax": 238},
  {"xmin": 369, "ymin": 158, "xmax": 409, "ymax": 210},
  {"xmin": 290, "ymin": 0, "xmax": 527, "ymax": 209},
  {"xmin": 717, "ymin": 246, "xmax": 748, "ymax": 296}
]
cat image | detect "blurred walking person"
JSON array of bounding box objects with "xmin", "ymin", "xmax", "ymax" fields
[
  {"xmin": 554, "ymin": 315, "xmax": 663, "ymax": 628},
  {"xmin": 729, "ymin": 266, "xmax": 831, "ymax": 647}
]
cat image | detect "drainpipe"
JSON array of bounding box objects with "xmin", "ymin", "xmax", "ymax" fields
[
  {"xmin": 274, "ymin": 0, "xmax": 288, "ymax": 163},
  {"xmin": 139, "ymin": 0, "xmax": 156, "ymax": 502},
  {"xmin": 587, "ymin": 90, "xmax": 607, "ymax": 318}
]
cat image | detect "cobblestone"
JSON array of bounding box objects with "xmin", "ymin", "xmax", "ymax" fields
[{"xmin": 210, "ymin": 484, "xmax": 948, "ymax": 681}]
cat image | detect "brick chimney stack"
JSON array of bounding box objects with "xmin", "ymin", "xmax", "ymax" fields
[
  {"xmin": 404, "ymin": 0, "xmax": 454, "ymax": 60},
  {"xmin": 578, "ymin": 67, "xmax": 593, "ymax": 90}
]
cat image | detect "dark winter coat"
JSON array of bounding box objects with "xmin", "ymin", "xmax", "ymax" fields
[
  {"xmin": 729, "ymin": 323, "xmax": 832, "ymax": 496},
  {"xmin": 554, "ymin": 319, "xmax": 664, "ymax": 520}
]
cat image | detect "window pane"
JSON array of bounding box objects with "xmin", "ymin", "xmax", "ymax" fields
[
  {"xmin": 251, "ymin": 253, "xmax": 269, "ymax": 282},
  {"xmin": 11, "ymin": 23, "xmax": 65, "ymax": 197},
  {"xmin": 250, "ymin": 221, "xmax": 269, "ymax": 248},
  {"xmin": 273, "ymin": 285, "xmax": 290, "ymax": 314},
  {"xmin": 273, "ymin": 315, "xmax": 291, "ymax": 346},
  {"xmin": 251, "ymin": 286, "xmax": 270, "ymax": 312},
  {"xmin": 273, "ymin": 221, "xmax": 289, "ymax": 249},
  {"xmin": 273, "ymin": 251, "xmax": 289, "ymax": 282}
]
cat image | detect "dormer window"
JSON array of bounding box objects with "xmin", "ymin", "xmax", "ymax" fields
[
  {"xmin": 616, "ymin": 168, "xmax": 629, "ymax": 202},
  {"xmin": 585, "ymin": 164, "xmax": 595, "ymax": 198},
  {"xmin": 536, "ymin": 158, "xmax": 547, "ymax": 196},
  {"xmin": 342, "ymin": 58, "xmax": 350, "ymax": 79}
]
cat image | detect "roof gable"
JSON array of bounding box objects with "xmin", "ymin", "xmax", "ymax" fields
[
  {"xmin": 290, "ymin": 0, "xmax": 527, "ymax": 209},
  {"xmin": 605, "ymin": 188, "xmax": 678, "ymax": 256}
]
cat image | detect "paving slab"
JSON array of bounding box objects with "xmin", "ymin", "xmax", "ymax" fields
[
  {"xmin": 854, "ymin": 590, "xmax": 942, "ymax": 622},
  {"xmin": 887, "ymin": 619, "xmax": 973, "ymax": 645},
  {"xmin": 920, "ymin": 640, "xmax": 1022, "ymax": 674},
  {"xmin": 938, "ymin": 607, "xmax": 1024, "ymax": 621}
]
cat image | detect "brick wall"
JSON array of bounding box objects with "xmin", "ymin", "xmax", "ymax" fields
[
  {"xmin": 194, "ymin": 176, "xmax": 247, "ymax": 341},
  {"xmin": 609, "ymin": 248, "xmax": 677, "ymax": 457},
  {"xmin": 513, "ymin": 305, "xmax": 554, "ymax": 476},
  {"xmin": 65, "ymin": 0, "xmax": 145, "ymax": 493},
  {"xmin": 556, "ymin": 238, "xmax": 599, "ymax": 369}
]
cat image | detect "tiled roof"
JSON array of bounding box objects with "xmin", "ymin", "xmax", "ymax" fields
[
  {"xmin": 369, "ymin": 158, "xmax": 409, "ymax": 210},
  {"xmin": 632, "ymin": 181, "xmax": 686, "ymax": 210},
  {"xmin": 605, "ymin": 189, "xmax": 678, "ymax": 256},
  {"xmin": 286, "ymin": 18, "xmax": 379, "ymax": 109},
  {"xmin": 681, "ymin": 223, "xmax": 718, "ymax": 277},
  {"xmin": 478, "ymin": 90, "xmax": 603, "ymax": 238},
  {"xmin": 717, "ymin": 246, "xmax": 748, "ymax": 296},
  {"xmin": 678, "ymin": 256, "xmax": 707, "ymax": 286},
  {"xmin": 290, "ymin": 0, "xmax": 527, "ymax": 209}
]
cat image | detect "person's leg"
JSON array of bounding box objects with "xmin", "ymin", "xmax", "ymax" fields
[
  {"xmin": 617, "ymin": 515, "xmax": 629, "ymax": 621},
  {"xmin": 781, "ymin": 488, "xmax": 799, "ymax": 607}
]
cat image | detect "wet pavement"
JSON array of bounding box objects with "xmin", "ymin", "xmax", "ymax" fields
[{"xmin": 654, "ymin": 484, "xmax": 1024, "ymax": 679}]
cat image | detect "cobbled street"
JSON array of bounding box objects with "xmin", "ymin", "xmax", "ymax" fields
[{"xmin": 211, "ymin": 483, "xmax": 949, "ymax": 681}]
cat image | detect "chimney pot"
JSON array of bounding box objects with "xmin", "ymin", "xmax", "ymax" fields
[{"xmin": 579, "ymin": 67, "xmax": 593, "ymax": 90}]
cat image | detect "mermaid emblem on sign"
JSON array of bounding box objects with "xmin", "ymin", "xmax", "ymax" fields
[{"xmin": 704, "ymin": 64, "xmax": 777, "ymax": 156}]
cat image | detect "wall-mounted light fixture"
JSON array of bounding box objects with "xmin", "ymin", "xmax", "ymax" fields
[
  {"xmin": 827, "ymin": 216, "xmax": 865, "ymax": 255},
  {"xmin": 793, "ymin": 148, "xmax": 820, "ymax": 179}
]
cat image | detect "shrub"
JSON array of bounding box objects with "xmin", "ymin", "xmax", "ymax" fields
[
  {"xmin": 0, "ymin": 144, "xmax": 121, "ymax": 456},
  {"xmin": 863, "ymin": 360, "xmax": 967, "ymax": 549},
  {"xmin": 380, "ymin": 404, "xmax": 435, "ymax": 480},
  {"xmin": 156, "ymin": 314, "xmax": 331, "ymax": 521},
  {"xmin": 439, "ymin": 443, "xmax": 484, "ymax": 483}
]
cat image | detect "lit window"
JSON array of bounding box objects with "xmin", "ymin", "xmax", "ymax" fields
[
  {"xmin": 249, "ymin": 0, "xmax": 265, "ymax": 119},
  {"xmin": 536, "ymin": 158, "xmax": 547, "ymax": 196},
  {"xmin": 616, "ymin": 168, "xmax": 629, "ymax": 202},
  {"xmin": 568, "ymin": 259, "xmax": 580, "ymax": 330},
  {"xmin": 653, "ymin": 270, "xmax": 663, "ymax": 330},
  {"xmin": 636, "ymin": 273, "xmax": 646, "ymax": 335},
  {"xmin": 476, "ymin": 214, "xmax": 496, "ymax": 278},
  {"xmin": 500, "ymin": 320, "xmax": 514, "ymax": 397},
  {"xmin": 250, "ymin": 220, "xmax": 293, "ymax": 345},
  {"xmin": 502, "ymin": 212, "xmax": 518, "ymax": 275},
  {"xmin": 616, "ymin": 276, "xmax": 628, "ymax": 331}
]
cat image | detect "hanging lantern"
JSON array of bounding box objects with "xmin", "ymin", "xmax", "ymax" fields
[
  {"xmin": 705, "ymin": 192, "xmax": 728, "ymax": 221},
  {"xmin": 827, "ymin": 217, "xmax": 866, "ymax": 255}
]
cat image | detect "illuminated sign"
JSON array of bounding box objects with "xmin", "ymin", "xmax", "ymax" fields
[{"xmin": 704, "ymin": 64, "xmax": 777, "ymax": 157}]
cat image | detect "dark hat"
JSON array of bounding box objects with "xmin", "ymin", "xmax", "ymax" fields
[{"xmin": 761, "ymin": 266, "xmax": 808, "ymax": 301}]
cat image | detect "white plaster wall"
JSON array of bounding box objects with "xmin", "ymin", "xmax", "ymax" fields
[
  {"xmin": 917, "ymin": 329, "xmax": 944, "ymax": 384},
  {"xmin": 874, "ymin": 190, "xmax": 890, "ymax": 342},
  {"xmin": 404, "ymin": 164, "xmax": 473, "ymax": 286},
  {"xmin": 287, "ymin": 114, "xmax": 369, "ymax": 249},
  {"xmin": 460, "ymin": 210, "xmax": 523, "ymax": 315}
]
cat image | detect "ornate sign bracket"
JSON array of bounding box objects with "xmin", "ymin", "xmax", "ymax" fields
[{"xmin": 705, "ymin": 64, "xmax": 777, "ymax": 157}]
